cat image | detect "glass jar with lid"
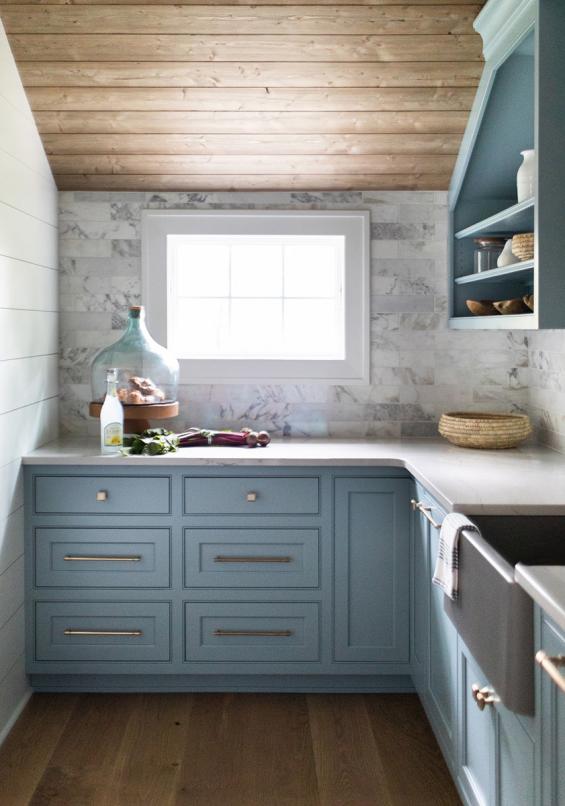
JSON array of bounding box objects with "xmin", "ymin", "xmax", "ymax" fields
[
  {"xmin": 473, "ymin": 237, "xmax": 505, "ymax": 273},
  {"xmin": 90, "ymin": 306, "xmax": 179, "ymax": 405}
]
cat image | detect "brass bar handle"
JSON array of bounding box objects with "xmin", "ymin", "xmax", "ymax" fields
[
  {"xmin": 64, "ymin": 629, "xmax": 143, "ymax": 636},
  {"xmin": 471, "ymin": 683, "xmax": 497, "ymax": 710},
  {"xmin": 246, "ymin": 492, "xmax": 258, "ymax": 502},
  {"xmin": 213, "ymin": 555, "xmax": 292, "ymax": 564},
  {"xmin": 213, "ymin": 629, "xmax": 293, "ymax": 637},
  {"xmin": 536, "ymin": 651, "xmax": 565, "ymax": 694},
  {"xmin": 63, "ymin": 555, "xmax": 142, "ymax": 563},
  {"xmin": 96, "ymin": 490, "xmax": 108, "ymax": 502},
  {"xmin": 410, "ymin": 499, "xmax": 443, "ymax": 530}
]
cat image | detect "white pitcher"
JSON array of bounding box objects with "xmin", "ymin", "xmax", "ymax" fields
[
  {"xmin": 497, "ymin": 239, "xmax": 518, "ymax": 267},
  {"xmin": 517, "ymin": 149, "xmax": 536, "ymax": 203}
]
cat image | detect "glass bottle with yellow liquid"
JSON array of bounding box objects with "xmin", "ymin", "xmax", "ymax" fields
[{"xmin": 100, "ymin": 368, "xmax": 124, "ymax": 454}]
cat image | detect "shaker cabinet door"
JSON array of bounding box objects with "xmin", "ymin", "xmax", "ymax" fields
[
  {"xmin": 334, "ymin": 477, "xmax": 410, "ymax": 663},
  {"xmin": 539, "ymin": 612, "xmax": 565, "ymax": 806}
]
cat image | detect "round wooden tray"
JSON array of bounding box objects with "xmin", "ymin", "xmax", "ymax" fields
[{"xmin": 89, "ymin": 401, "xmax": 179, "ymax": 432}]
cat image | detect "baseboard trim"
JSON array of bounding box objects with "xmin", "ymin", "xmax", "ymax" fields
[
  {"xmin": 30, "ymin": 673, "xmax": 415, "ymax": 695},
  {"xmin": 0, "ymin": 689, "xmax": 32, "ymax": 749}
]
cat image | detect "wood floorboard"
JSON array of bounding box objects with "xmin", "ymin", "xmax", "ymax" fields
[
  {"xmin": 27, "ymin": 694, "xmax": 138, "ymax": 806},
  {"xmin": 0, "ymin": 692, "xmax": 461, "ymax": 806},
  {"xmin": 0, "ymin": 694, "xmax": 78, "ymax": 806},
  {"xmin": 364, "ymin": 694, "xmax": 461, "ymax": 806}
]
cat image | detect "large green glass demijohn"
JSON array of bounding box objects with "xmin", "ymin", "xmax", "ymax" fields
[{"xmin": 91, "ymin": 306, "xmax": 179, "ymax": 405}]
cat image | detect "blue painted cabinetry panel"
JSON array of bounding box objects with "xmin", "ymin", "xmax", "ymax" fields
[
  {"xmin": 185, "ymin": 601, "xmax": 320, "ymax": 663},
  {"xmin": 26, "ymin": 465, "xmax": 411, "ymax": 681},
  {"xmin": 35, "ymin": 474, "xmax": 171, "ymax": 515},
  {"xmin": 412, "ymin": 482, "xmax": 540, "ymax": 806},
  {"xmin": 334, "ymin": 477, "xmax": 410, "ymax": 663},
  {"xmin": 184, "ymin": 475, "xmax": 319, "ymax": 515},
  {"xmin": 538, "ymin": 609, "xmax": 565, "ymax": 805},
  {"xmin": 35, "ymin": 601, "xmax": 171, "ymax": 662},
  {"xmin": 184, "ymin": 528, "xmax": 319, "ymax": 588},
  {"xmin": 35, "ymin": 527, "xmax": 171, "ymax": 588}
]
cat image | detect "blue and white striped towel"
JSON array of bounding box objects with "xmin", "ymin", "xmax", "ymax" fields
[{"xmin": 432, "ymin": 512, "xmax": 479, "ymax": 601}]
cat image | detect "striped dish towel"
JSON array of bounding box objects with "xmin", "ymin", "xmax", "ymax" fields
[{"xmin": 432, "ymin": 512, "xmax": 479, "ymax": 601}]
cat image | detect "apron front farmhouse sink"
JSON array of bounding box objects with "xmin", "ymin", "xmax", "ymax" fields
[{"xmin": 444, "ymin": 516, "xmax": 565, "ymax": 715}]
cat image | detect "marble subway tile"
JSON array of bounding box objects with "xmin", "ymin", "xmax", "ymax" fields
[{"xmin": 56, "ymin": 189, "xmax": 532, "ymax": 440}]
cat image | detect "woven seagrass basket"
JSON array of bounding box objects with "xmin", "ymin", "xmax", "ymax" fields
[
  {"xmin": 438, "ymin": 411, "xmax": 532, "ymax": 449},
  {"xmin": 511, "ymin": 232, "xmax": 534, "ymax": 261}
]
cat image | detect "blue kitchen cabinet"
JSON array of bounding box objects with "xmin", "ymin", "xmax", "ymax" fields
[
  {"xmin": 334, "ymin": 477, "xmax": 410, "ymax": 664},
  {"xmin": 410, "ymin": 487, "xmax": 429, "ymax": 698},
  {"xmin": 25, "ymin": 466, "xmax": 412, "ymax": 684},
  {"xmin": 411, "ymin": 485, "xmax": 458, "ymax": 766},
  {"xmin": 537, "ymin": 608, "xmax": 565, "ymax": 805},
  {"xmin": 457, "ymin": 636, "xmax": 537, "ymax": 806}
]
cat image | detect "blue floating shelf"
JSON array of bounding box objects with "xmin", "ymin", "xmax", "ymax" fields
[
  {"xmin": 454, "ymin": 198, "xmax": 535, "ymax": 240},
  {"xmin": 454, "ymin": 260, "xmax": 534, "ymax": 285},
  {"xmin": 449, "ymin": 313, "xmax": 536, "ymax": 330}
]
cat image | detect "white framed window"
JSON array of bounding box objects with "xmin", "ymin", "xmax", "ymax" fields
[{"xmin": 142, "ymin": 210, "xmax": 369, "ymax": 383}]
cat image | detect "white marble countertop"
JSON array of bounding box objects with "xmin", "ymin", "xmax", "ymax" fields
[
  {"xmin": 22, "ymin": 437, "xmax": 565, "ymax": 516},
  {"xmin": 516, "ymin": 565, "xmax": 565, "ymax": 634}
]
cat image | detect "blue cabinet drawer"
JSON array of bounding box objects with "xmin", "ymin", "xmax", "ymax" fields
[
  {"xmin": 34, "ymin": 475, "xmax": 170, "ymax": 515},
  {"xmin": 185, "ymin": 602, "xmax": 320, "ymax": 662},
  {"xmin": 183, "ymin": 476, "xmax": 319, "ymax": 516},
  {"xmin": 35, "ymin": 601, "xmax": 171, "ymax": 662},
  {"xmin": 35, "ymin": 528, "xmax": 171, "ymax": 588},
  {"xmin": 184, "ymin": 528, "xmax": 319, "ymax": 588}
]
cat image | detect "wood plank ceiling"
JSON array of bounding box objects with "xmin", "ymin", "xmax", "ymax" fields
[{"xmin": 0, "ymin": 0, "xmax": 485, "ymax": 191}]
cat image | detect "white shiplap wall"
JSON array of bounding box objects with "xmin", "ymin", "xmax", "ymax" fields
[{"xmin": 0, "ymin": 22, "xmax": 59, "ymax": 743}]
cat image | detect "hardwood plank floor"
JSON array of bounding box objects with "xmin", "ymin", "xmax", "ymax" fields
[{"xmin": 0, "ymin": 693, "xmax": 460, "ymax": 806}]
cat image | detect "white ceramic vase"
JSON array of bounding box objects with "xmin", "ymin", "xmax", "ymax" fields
[
  {"xmin": 516, "ymin": 149, "xmax": 536, "ymax": 203},
  {"xmin": 497, "ymin": 238, "xmax": 518, "ymax": 267}
]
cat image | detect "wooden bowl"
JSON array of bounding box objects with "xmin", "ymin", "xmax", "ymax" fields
[
  {"xmin": 439, "ymin": 412, "xmax": 532, "ymax": 450},
  {"xmin": 523, "ymin": 293, "xmax": 535, "ymax": 311},
  {"xmin": 493, "ymin": 298, "xmax": 530, "ymax": 315},
  {"xmin": 466, "ymin": 299, "xmax": 499, "ymax": 316}
]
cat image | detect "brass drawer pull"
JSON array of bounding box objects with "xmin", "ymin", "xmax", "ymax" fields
[
  {"xmin": 536, "ymin": 651, "xmax": 565, "ymax": 693},
  {"xmin": 471, "ymin": 683, "xmax": 497, "ymax": 710},
  {"xmin": 64, "ymin": 629, "xmax": 143, "ymax": 637},
  {"xmin": 410, "ymin": 499, "xmax": 443, "ymax": 530},
  {"xmin": 213, "ymin": 629, "xmax": 293, "ymax": 637},
  {"xmin": 63, "ymin": 555, "xmax": 142, "ymax": 563},
  {"xmin": 213, "ymin": 555, "xmax": 292, "ymax": 564},
  {"xmin": 246, "ymin": 492, "xmax": 258, "ymax": 502},
  {"xmin": 96, "ymin": 490, "xmax": 108, "ymax": 502}
]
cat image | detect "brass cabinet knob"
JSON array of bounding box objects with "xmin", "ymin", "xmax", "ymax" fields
[
  {"xmin": 96, "ymin": 490, "xmax": 108, "ymax": 502},
  {"xmin": 472, "ymin": 683, "xmax": 497, "ymax": 710},
  {"xmin": 246, "ymin": 492, "xmax": 258, "ymax": 502}
]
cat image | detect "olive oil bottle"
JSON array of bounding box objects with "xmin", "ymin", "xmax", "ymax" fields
[{"xmin": 100, "ymin": 368, "xmax": 124, "ymax": 454}]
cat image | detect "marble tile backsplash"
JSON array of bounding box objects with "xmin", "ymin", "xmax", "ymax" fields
[
  {"xmin": 59, "ymin": 190, "xmax": 529, "ymax": 438},
  {"xmin": 527, "ymin": 330, "xmax": 565, "ymax": 452}
]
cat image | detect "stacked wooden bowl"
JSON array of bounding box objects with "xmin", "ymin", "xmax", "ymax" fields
[{"xmin": 438, "ymin": 412, "xmax": 532, "ymax": 449}]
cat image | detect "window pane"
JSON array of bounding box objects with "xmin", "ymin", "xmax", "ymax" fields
[
  {"xmin": 230, "ymin": 299, "xmax": 283, "ymax": 357},
  {"xmin": 231, "ymin": 244, "xmax": 283, "ymax": 298},
  {"xmin": 284, "ymin": 299, "xmax": 343, "ymax": 358},
  {"xmin": 174, "ymin": 298, "xmax": 229, "ymax": 357},
  {"xmin": 284, "ymin": 243, "xmax": 341, "ymax": 298},
  {"xmin": 175, "ymin": 243, "xmax": 229, "ymax": 297}
]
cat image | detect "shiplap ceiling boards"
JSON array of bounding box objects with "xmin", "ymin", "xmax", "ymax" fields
[{"xmin": 0, "ymin": 1, "xmax": 485, "ymax": 191}]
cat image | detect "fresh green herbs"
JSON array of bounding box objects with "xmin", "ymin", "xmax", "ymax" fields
[{"xmin": 123, "ymin": 428, "xmax": 179, "ymax": 456}]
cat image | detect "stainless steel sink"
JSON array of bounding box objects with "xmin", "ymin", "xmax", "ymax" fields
[{"xmin": 444, "ymin": 516, "xmax": 565, "ymax": 715}]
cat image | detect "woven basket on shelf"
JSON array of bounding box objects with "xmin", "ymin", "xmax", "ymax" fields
[
  {"xmin": 438, "ymin": 412, "xmax": 532, "ymax": 449},
  {"xmin": 511, "ymin": 232, "xmax": 534, "ymax": 261}
]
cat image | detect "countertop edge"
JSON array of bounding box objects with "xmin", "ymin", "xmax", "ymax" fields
[{"xmin": 516, "ymin": 564, "xmax": 565, "ymax": 634}]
